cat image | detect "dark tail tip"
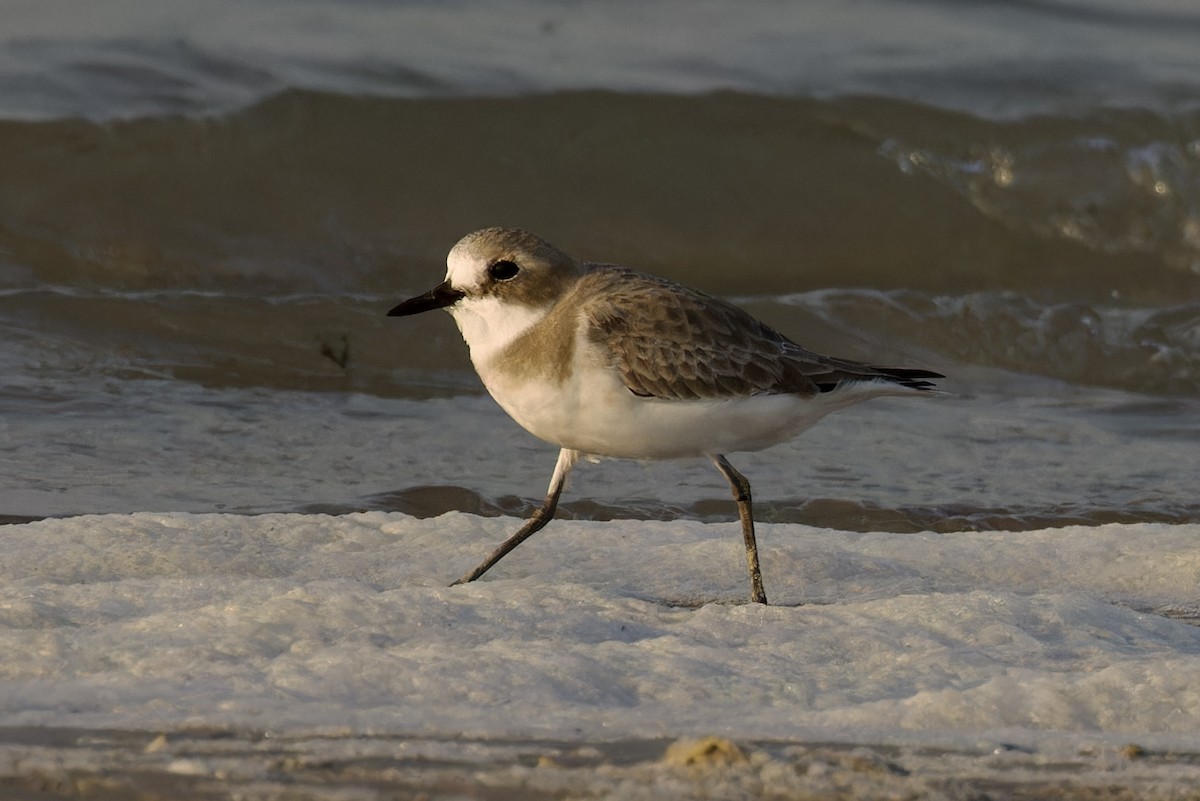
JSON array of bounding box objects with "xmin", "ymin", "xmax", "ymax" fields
[{"xmin": 882, "ymin": 367, "xmax": 944, "ymax": 391}]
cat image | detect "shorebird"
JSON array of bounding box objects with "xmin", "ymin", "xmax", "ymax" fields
[{"xmin": 389, "ymin": 228, "xmax": 941, "ymax": 603}]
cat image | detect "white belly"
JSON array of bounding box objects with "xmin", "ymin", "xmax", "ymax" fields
[{"xmin": 476, "ymin": 357, "xmax": 841, "ymax": 459}]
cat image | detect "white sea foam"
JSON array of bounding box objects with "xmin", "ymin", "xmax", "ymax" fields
[{"xmin": 1, "ymin": 511, "xmax": 1197, "ymax": 753}]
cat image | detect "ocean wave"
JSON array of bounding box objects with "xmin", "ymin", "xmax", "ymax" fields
[
  {"xmin": 784, "ymin": 289, "xmax": 1200, "ymax": 396},
  {"xmin": 3, "ymin": 92, "xmax": 1199, "ymax": 304},
  {"xmin": 879, "ymin": 130, "xmax": 1200, "ymax": 276},
  {"xmin": 4, "ymin": 0, "xmax": 1200, "ymax": 120}
]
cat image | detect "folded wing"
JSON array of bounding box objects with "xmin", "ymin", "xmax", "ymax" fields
[{"xmin": 580, "ymin": 266, "xmax": 941, "ymax": 401}]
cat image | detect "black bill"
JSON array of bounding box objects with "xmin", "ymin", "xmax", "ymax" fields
[{"xmin": 387, "ymin": 281, "xmax": 466, "ymax": 316}]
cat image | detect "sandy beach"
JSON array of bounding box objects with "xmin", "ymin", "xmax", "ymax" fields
[{"xmin": 5, "ymin": 726, "xmax": 1200, "ymax": 800}]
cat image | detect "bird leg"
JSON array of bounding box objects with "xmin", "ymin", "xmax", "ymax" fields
[
  {"xmin": 711, "ymin": 454, "xmax": 768, "ymax": 605},
  {"xmin": 451, "ymin": 448, "xmax": 580, "ymax": 586}
]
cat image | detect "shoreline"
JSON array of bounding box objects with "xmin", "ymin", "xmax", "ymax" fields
[{"xmin": 3, "ymin": 727, "xmax": 1199, "ymax": 800}]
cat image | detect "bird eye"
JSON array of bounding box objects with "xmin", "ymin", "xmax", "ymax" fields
[{"xmin": 488, "ymin": 260, "xmax": 519, "ymax": 281}]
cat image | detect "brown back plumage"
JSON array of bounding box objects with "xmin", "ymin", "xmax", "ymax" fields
[{"xmin": 578, "ymin": 265, "xmax": 941, "ymax": 401}]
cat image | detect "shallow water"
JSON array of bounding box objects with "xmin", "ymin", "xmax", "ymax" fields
[
  {"xmin": 4, "ymin": 369, "xmax": 1199, "ymax": 532},
  {"xmin": 2, "ymin": 89, "xmax": 1198, "ymax": 526}
]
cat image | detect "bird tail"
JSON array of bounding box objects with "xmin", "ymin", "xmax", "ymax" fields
[{"xmin": 868, "ymin": 366, "xmax": 943, "ymax": 392}]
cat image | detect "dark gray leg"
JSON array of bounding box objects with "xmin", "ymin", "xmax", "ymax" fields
[
  {"xmin": 451, "ymin": 448, "xmax": 580, "ymax": 586},
  {"xmin": 711, "ymin": 454, "xmax": 768, "ymax": 604}
]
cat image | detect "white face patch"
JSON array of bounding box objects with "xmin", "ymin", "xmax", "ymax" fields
[{"xmin": 445, "ymin": 242, "xmax": 487, "ymax": 294}]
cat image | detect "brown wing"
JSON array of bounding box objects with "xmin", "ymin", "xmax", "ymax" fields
[{"xmin": 579, "ymin": 266, "xmax": 940, "ymax": 401}]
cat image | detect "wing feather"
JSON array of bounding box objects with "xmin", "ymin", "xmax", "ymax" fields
[{"xmin": 578, "ymin": 265, "xmax": 940, "ymax": 400}]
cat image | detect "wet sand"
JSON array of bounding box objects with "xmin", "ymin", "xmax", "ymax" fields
[{"xmin": 3, "ymin": 727, "xmax": 1199, "ymax": 801}]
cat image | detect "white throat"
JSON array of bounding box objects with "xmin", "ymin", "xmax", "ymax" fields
[{"xmin": 448, "ymin": 295, "xmax": 547, "ymax": 366}]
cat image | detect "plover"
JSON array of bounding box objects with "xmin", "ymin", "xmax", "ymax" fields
[{"xmin": 389, "ymin": 227, "xmax": 941, "ymax": 604}]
